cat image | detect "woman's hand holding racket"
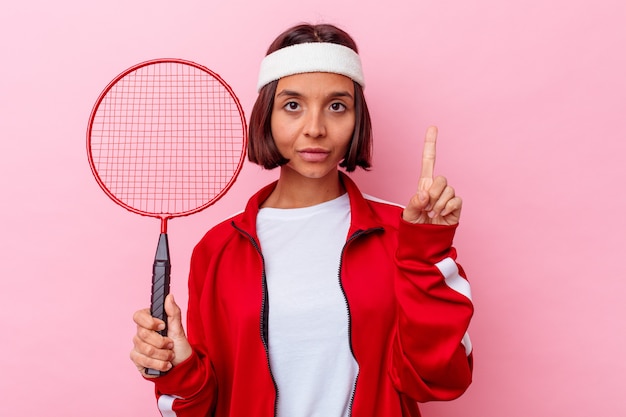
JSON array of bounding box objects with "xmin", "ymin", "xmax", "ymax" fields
[
  {"xmin": 402, "ymin": 126, "xmax": 463, "ymax": 226},
  {"xmin": 130, "ymin": 295, "xmax": 192, "ymax": 378}
]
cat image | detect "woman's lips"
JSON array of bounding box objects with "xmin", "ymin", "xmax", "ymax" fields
[{"xmin": 298, "ymin": 149, "xmax": 330, "ymax": 162}]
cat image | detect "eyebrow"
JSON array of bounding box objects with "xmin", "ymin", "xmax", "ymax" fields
[{"xmin": 275, "ymin": 89, "xmax": 354, "ymax": 100}]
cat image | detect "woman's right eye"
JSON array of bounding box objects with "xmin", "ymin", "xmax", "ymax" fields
[{"xmin": 284, "ymin": 101, "xmax": 300, "ymax": 111}]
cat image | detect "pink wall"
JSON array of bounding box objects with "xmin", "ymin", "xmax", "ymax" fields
[{"xmin": 1, "ymin": 0, "xmax": 625, "ymax": 415}]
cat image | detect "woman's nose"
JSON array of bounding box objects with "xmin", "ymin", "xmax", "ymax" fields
[{"xmin": 302, "ymin": 110, "xmax": 326, "ymax": 138}]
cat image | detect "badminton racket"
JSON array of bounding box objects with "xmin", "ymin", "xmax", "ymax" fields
[{"xmin": 86, "ymin": 58, "xmax": 247, "ymax": 375}]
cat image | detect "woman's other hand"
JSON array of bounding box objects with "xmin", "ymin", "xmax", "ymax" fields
[{"xmin": 402, "ymin": 126, "xmax": 462, "ymax": 226}]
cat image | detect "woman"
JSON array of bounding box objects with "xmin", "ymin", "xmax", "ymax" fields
[{"xmin": 130, "ymin": 23, "xmax": 474, "ymax": 417}]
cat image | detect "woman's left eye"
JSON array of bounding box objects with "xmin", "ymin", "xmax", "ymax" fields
[{"xmin": 329, "ymin": 102, "xmax": 346, "ymax": 112}]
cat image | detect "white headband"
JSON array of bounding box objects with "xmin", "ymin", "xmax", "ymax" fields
[{"xmin": 256, "ymin": 42, "xmax": 365, "ymax": 92}]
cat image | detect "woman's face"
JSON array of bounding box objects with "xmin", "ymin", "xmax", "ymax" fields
[{"xmin": 270, "ymin": 72, "xmax": 355, "ymax": 181}]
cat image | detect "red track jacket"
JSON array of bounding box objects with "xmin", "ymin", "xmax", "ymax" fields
[{"xmin": 151, "ymin": 173, "xmax": 474, "ymax": 416}]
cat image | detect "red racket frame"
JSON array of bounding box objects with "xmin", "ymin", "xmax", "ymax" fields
[{"xmin": 86, "ymin": 58, "xmax": 248, "ymax": 234}]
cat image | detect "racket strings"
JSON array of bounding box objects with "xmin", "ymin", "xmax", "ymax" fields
[{"xmin": 89, "ymin": 61, "xmax": 245, "ymax": 216}]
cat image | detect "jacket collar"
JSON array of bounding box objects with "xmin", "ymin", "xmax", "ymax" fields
[{"xmin": 233, "ymin": 172, "xmax": 383, "ymax": 239}]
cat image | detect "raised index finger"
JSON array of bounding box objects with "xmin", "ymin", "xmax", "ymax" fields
[{"xmin": 419, "ymin": 126, "xmax": 438, "ymax": 183}]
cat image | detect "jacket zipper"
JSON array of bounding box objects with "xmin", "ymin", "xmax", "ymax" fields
[
  {"xmin": 232, "ymin": 222, "xmax": 279, "ymax": 417},
  {"xmin": 339, "ymin": 227, "xmax": 384, "ymax": 417},
  {"xmin": 234, "ymin": 221, "xmax": 382, "ymax": 417}
]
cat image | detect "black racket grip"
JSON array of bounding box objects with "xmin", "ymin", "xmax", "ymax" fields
[{"xmin": 145, "ymin": 233, "xmax": 171, "ymax": 377}]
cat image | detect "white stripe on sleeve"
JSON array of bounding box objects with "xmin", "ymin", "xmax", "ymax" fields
[
  {"xmin": 435, "ymin": 257, "xmax": 473, "ymax": 355},
  {"xmin": 461, "ymin": 332, "xmax": 473, "ymax": 355},
  {"xmin": 435, "ymin": 257, "xmax": 472, "ymax": 301},
  {"xmin": 157, "ymin": 395, "xmax": 179, "ymax": 417}
]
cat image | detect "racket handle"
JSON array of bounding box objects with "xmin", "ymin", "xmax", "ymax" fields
[{"xmin": 146, "ymin": 233, "xmax": 171, "ymax": 377}]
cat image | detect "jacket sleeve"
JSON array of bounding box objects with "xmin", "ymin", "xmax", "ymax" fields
[
  {"xmin": 389, "ymin": 220, "xmax": 474, "ymax": 402},
  {"xmin": 150, "ymin": 244, "xmax": 218, "ymax": 416}
]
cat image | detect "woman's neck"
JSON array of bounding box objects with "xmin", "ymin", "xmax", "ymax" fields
[{"xmin": 261, "ymin": 170, "xmax": 344, "ymax": 209}]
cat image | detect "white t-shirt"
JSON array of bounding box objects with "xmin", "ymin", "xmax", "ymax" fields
[{"xmin": 257, "ymin": 193, "xmax": 358, "ymax": 417}]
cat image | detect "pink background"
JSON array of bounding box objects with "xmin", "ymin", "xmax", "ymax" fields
[{"xmin": 1, "ymin": 0, "xmax": 625, "ymax": 415}]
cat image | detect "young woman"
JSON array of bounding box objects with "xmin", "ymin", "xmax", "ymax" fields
[{"xmin": 130, "ymin": 23, "xmax": 473, "ymax": 417}]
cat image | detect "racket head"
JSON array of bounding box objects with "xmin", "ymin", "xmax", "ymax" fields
[{"xmin": 86, "ymin": 58, "xmax": 247, "ymax": 221}]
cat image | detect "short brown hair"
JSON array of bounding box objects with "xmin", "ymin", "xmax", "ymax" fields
[{"xmin": 248, "ymin": 23, "xmax": 372, "ymax": 172}]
